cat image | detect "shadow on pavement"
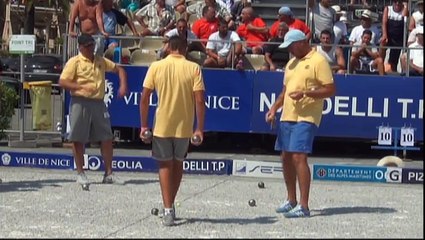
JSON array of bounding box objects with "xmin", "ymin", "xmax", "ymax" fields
[
  {"xmin": 123, "ymin": 179, "xmax": 159, "ymax": 185},
  {"xmin": 0, "ymin": 179, "xmax": 74, "ymax": 193},
  {"xmin": 182, "ymin": 216, "xmax": 278, "ymax": 225},
  {"xmin": 311, "ymin": 206, "xmax": 397, "ymax": 217}
]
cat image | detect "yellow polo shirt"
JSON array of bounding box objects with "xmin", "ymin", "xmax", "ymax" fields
[
  {"xmin": 143, "ymin": 54, "xmax": 205, "ymax": 138},
  {"xmin": 281, "ymin": 49, "xmax": 334, "ymax": 126},
  {"xmin": 60, "ymin": 53, "xmax": 116, "ymax": 99}
]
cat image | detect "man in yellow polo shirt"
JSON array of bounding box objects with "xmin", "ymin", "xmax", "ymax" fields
[
  {"xmin": 59, "ymin": 34, "xmax": 128, "ymax": 186},
  {"xmin": 265, "ymin": 29, "xmax": 336, "ymax": 218},
  {"xmin": 139, "ymin": 36, "xmax": 205, "ymax": 226}
]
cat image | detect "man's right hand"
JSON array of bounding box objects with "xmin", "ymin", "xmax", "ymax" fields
[{"xmin": 265, "ymin": 110, "xmax": 276, "ymax": 124}]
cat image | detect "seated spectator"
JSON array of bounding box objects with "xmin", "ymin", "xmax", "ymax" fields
[
  {"xmin": 350, "ymin": 29, "xmax": 384, "ymax": 75},
  {"xmin": 192, "ymin": 6, "xmax": 220, "ymax": 45},
  {"xmin": 331, "ymin": 5, "xmax": 348, "ymax": 44},
  {"xmin": 159, "ymin": 18, "xmax": 205, "ymax": 58},
  {"xmin": 408, "ymin": 0, "xmax": 423, "ymax": 32},
  {"xmin": 269, "ymin": 6, "xmax": 311, "ymax": 41},
  {"xmin": 236, "ymin": 7, "xmax": 268, "ymax": 54},
  {"xmin": 401, "ymin": 26, "xmax": 423, "ymax": 76},
  {"xmin": 261, "ymin": 22, "xmax": 290, "ymax": 72},
  {"xmin": 166, "ymin": 0, "xmax": 186, "ymax": 14},
  {"xmin": 348, "ymin": 10, "xmax": 381, "ymax": 45},
  {"xmin": 379, "ymin": 0, "xmax": 408, "ymax": 73},
  {"xmin": 316, "ymin": 30, "xmax": 346, "ymax": 74},
  {"xmin": 134, "ymin": 0, "xmax": 176, "ymax": 37},
  {"xmin": 103, "ymin": 0, "xmax": 140, "ymax": 50},
  {"xmin": 186, "ymin": 0, "xmax": 234, "ymax": 29},
  {"xmin": 203, "ymin": 19, "xmax": 244, "ymax": 69}
]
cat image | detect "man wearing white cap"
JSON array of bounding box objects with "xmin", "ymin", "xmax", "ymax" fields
[
  {"xmin": 348, "ymin": 9, "xmax": 381, "ymax": 45},
  {"xmin": 401, "ymin": 26, "xmax": 423, "ymax": 76},
  {"xmin": 331, "ymin": 5, "xmax": 348, "ymax": 44},
  {"xmin": 265, "ymin": 29, "xmax": 336, "ymax": 218},
  {"xmin": 269, "ymin": 6, "xmax": 311, "ymax": 40}
]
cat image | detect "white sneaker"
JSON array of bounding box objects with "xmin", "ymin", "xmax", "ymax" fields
[{"xmin": 76, "ymin": 172, "xmax": 89, "ymax": 185}]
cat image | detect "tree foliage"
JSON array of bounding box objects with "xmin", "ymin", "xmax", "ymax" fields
[{"xmin": 0, "ymin": 82, "xmax": 19, "ymax": 140}]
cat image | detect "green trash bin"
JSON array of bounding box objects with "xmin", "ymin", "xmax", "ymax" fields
[{"xmin": 27, "ymin": 81, "xmax": 52, "ymax": 131}]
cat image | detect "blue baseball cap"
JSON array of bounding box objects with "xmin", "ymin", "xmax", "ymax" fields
[
  {"xmin": 279, "ymin": 29, "xmax": 306, "ymax": 48},
  {"xmin": 278, "ymin": 6, "xmax": 293, "ymax": 16}
]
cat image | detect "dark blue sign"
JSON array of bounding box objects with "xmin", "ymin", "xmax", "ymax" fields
[
  {"xmin": 184, "ymin": 159, "xmax": 232, "ymax": 175},
  {"xmin": 313, "ymin": 164, "xmax": 387, "ymax": 183},
  {"xmin": 402, "ymin": 168, "xmax": 423, "ymax": 184},
  {"xmin": 0, "ymin": 150, "xmax": 232, "ymax": 175},
  {"xmin": 0, "ymin": 151, "xmax": 73, "ymax": 169}
]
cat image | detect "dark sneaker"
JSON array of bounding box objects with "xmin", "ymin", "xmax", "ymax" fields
[
  {"xmin": 283, "ymin": 205, "xmax": 311, "ymax": 218},
  {"xmin": 102, "ymin": 173, "xmax": 124, "ymax": 185},
  {"xmin": 276, "ymin": 200, "xmax": 297, "ymax": 213}
]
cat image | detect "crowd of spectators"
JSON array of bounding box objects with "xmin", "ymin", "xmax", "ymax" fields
[{"xmin": 87, "ymin": 0, "xmax": 423, "ymax": 76}]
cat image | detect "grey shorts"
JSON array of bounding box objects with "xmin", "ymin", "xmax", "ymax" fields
[
  {"xmin": 152, "ymin": 137, "xmax": 190, "ymax": 161},
  {"xmin": 68, "ymin": 96, "xmax": 113, "ymax": 143}
]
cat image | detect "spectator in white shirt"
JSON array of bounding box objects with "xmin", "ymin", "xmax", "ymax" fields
[
  {"xmin": 401, "ymin": 26, "xmax": 423, "ymax": 76},
  {"xmin": 204, "ymin": 19, "xmax": 243, "ymax": 68},
  {"xmin": 350, "ymin": 29, "xmax": 385, "ymax": 75},
  {"xmin": 348, "ymin": 10, "xmax": 381, "ymax": 46}
]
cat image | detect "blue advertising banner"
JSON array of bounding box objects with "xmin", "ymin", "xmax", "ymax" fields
[
  {"xmin": 401, "ymin": 168, "xmax": 423, "ymax": 184},
  {"xmin": 313, "ymin": 164, "xmax": 388, "ymax": 183},
  {"xmin": 0, "ymin": 151, "xmax": 232, "ymax": 175},
  {"xmin": 250, "ymin": 74, "xmax": 424, "ymax": 141},
  {"xmin": 65, "ymin": 66, "xmax": 423, "ymax": 141},
  {"xmin": 0, "ymin": 151, "xmax": 73, "ymax": 170},
  {"xmin": 318, "ymin": 75, "xmax": 423, "ymax": 141},
  {"xmin": 105, "ymin": 67, "xmax": 255, "ymax": 132}
]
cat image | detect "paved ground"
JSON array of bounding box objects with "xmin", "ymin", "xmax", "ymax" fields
[{"xmin": 0, "ymin": 146, "xmax": 423, "ymax": 238}]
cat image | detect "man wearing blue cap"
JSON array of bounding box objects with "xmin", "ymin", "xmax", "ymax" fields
[
  {"xmin": 265, "ymin": 29, "xmax": 336, "ymax": 218},
  {"xmin": 269, "ymin": 6, "xmax": 311, "ymax": 41}
]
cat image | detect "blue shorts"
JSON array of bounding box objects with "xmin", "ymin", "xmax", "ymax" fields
[{"xmin": 274, "ymin": 121, "xmax": 318, "ymax": 154}]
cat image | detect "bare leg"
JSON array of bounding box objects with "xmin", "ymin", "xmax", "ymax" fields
[
  {"xmin": 171, "ymin": 160, "xmax": 183, "ymax": 204},
  {"xmin": 72, "ymin": 142, "xmax": 85, "ymax": 174},
  {"xmin": 100, "ymin": 139, "xmax": 113, "ymax": 176},
  {"xmin": 158, "ymin": 160, "xmax": 174, "ymax": 208},
  {"xmin": 282, "ymin": 152, "xmax": 297, "ymax": 203},
  {"xmin": 292, "ymin": 152, "xmax": 311, "ymax": 210}
]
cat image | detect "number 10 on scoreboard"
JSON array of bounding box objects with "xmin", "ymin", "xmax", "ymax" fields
[
  {"xmin": 378, "ymin": 126, "xmax": 392, "ymax": 145},
  {"xmin": 400, "ymin": 127, "xmax": 415, "ymax": 147}
]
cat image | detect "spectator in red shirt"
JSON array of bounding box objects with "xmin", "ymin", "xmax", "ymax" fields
[
  {"xmin": 236, "ymin": 7, "xmax": 268, "ymax": 54},
  {"xmin": 269, "ymin": 6, "xmax": 312, "ymax": 41},
  {"xmin": 192, "ymin": 5, "xmax": 220, "ymax": 45}
]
